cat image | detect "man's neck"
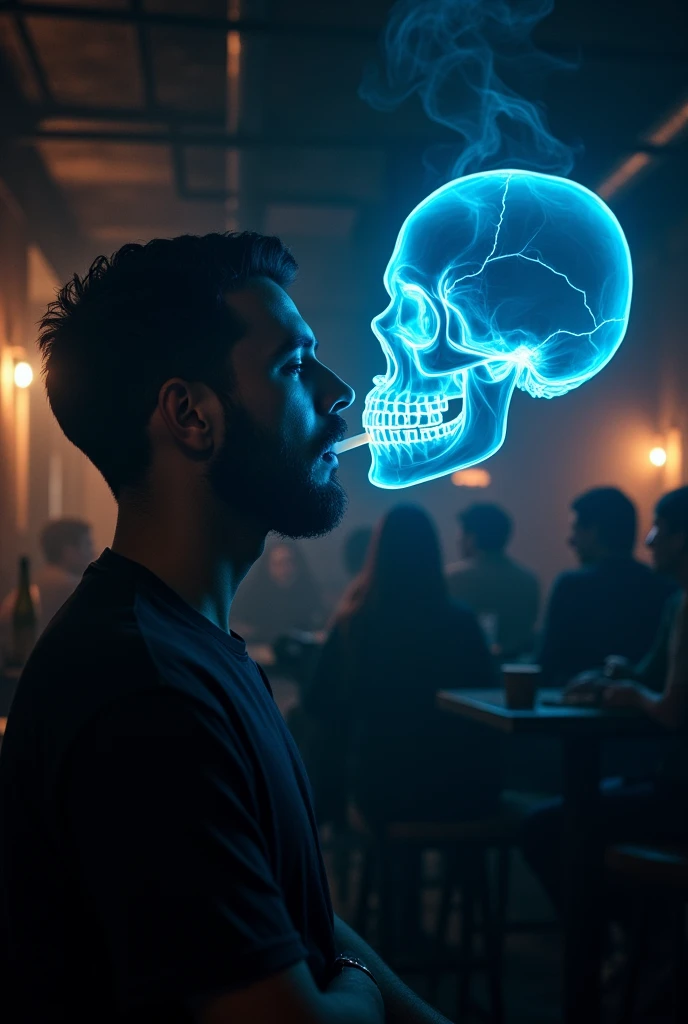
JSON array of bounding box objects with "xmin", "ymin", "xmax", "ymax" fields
[{"xmin": 112, "ymin": 488, "xmax": 265, "ymax": 632}]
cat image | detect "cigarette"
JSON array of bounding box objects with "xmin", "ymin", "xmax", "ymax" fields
[{"xmin": 333, "ymin": 432, "xmax": 370, "ymax": 454}]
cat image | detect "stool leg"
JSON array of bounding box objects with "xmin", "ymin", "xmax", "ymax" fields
[
  {"xmin": 477, "ymin": 850, "xmax": 505, "ymax": 1024},
  {"xmin": 618, "ymin": 899, "xmax": 649, "ymax": 1024},
  {"xmin": 457, "ymin": 859, "xmax": 475, "ymax": 1017},
  {"xmin": 672, "ymin": 900, "xmax": 687, "ymax": 1023},
  {"xmin": 428, "ymin": 849, "xmax": 453, "ymax": 1005},
  {"xmin": 354, "ymin": 843, "xmax": 374, "ymax": 938},
  {"xmin": 378, "ymin": 839, "xmax": 396, "ymax": 961},
  {"xmin": 332, "ymin": 830, "xmax": 351, "ymax": 911},
  {"xmin": 399, "ymin": 846, "xmax": 423, "ymax": 953},
  {"xmin": 496, "ymin": 845, "xmax": 510, "ymax": 940}
]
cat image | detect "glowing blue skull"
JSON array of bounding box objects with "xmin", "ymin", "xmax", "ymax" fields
[{"xmin": 363, "ymin": 169, "xmax": 633, "ymax": 489}]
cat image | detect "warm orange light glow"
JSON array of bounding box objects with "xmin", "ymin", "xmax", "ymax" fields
[
  {"xmin": 451, "ymin": 468, "xmax": 492, "ymax": 488},
  {"xmin": 646, "ymin": 99, "xmax": 688, "ymax": 148},
  {"xmin": 649, "ymin": 447, "xmax": 667, "ymax": 467},
  {"xmin": 597, "ymin": 97, "xmax": 688, "ymax": 199},
  {"xmin": 13, "ymin": 361, "xmax": 33, "ymax": 389},
  {"xmin": 598, "ymin": 153, "xmax": 652, "ymax": 200}
]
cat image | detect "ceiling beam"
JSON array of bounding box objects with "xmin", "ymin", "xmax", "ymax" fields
[
  {"xmin": 0, "ymin": 58, "xmax": 89, "ymax": 281},
  {"xmin": 1, "ymin": 2, "xmax": 686, "ymax": 62},
  {"xmin": 25, "ymin": 126, "xmax": 433, "ymax": 150}
]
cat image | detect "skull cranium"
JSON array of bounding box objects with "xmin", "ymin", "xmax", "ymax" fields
[{"xmin": 363, "ymin": 169, "xmax": 633, "ymax": 489}]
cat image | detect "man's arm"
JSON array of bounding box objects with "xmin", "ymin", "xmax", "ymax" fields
[
  {"xmin": 333, "ymin": 914, "xmax": 454, "ymax": 1024},
  {"xmin": 633, "ymin": 592, "xmax": 681, "ymax": 691},
  {"xmin": 200, "ymin": 959, "xmax": 384, "ymax": 1024},
  {"xmin": 65, "ymin": 691, "xmax": 384, "ymax": 1024},
  {"xmin": 604, "ymin": 594, "xmax": 688, "ymax": 730}
]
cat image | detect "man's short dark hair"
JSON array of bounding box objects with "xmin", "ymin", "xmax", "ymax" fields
[
  {"xmin": 656, "ymin": 486, "xmax": 688, "ymax": 535},
  {"xmin": 40, "ymin": 519, "xmax": 91, "ymax": 566},
  {"xmin": 38, "ymin": 232, "xmax": 298, "ymax": 498},
  {"xmin": 571, "ymin": 487, "xmax": 637, "ymax": 554},
  {"xmin": 458, "ymin": 504, "xmax": 513, "ymax": 553}
]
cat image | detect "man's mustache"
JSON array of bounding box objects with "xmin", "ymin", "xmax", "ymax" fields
[{"xmin": 319, "ymin": 416, "xmax": 348, "ymax": 454}]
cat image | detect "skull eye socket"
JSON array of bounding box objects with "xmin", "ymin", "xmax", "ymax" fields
[{"xmin": 396, "ymin": 283, "xmax": 438, "ymax": 349}]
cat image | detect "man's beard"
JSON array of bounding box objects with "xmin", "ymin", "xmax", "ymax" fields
[{"xmin": 207, "ymin": 401, "xmax": 348, "ymax": 539}]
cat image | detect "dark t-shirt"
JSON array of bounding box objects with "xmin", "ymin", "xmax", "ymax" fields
[
  {"xmin": 539, "ymin": 557, "xmax": 676, "ymax": 686},
  {"xmin": 0, "ymin": 550, "xmax": 334, "ymax": 1022}
]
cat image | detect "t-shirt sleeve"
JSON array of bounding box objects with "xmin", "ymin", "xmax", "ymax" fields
[{"xmin": 61, "ymin": 690, "xmax": 307, "ymax": 1016}]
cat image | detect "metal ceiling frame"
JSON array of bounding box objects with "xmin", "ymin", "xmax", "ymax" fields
[
  {"xmin": 1, "ymin": 2, "xmax": 687, "ymax": 61},
  {"xmin": 1, "ymin": 0, "xmax": 687, "ymax": 204}
]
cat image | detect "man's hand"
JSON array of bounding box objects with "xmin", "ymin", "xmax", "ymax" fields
[
  {"xmin": 602, "ymin": 681, "xmax": 642, "ymax": 709},
  {"xmin": 602, "ymin": 655, "xmax": 636, "ymax": 681},
  {"xmin": 567, "ymin": 670, "xmax": 604, "ymax": 691},
  {"xmin": 563, "ymin": 673, "xmax": 605, "ymax": 705}
]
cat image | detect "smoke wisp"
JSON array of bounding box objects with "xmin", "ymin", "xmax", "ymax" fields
[{"xmin": 360, "ymin": 0, "xmax": 576, "ymax": 181}]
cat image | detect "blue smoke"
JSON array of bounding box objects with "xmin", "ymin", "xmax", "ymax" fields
[{"xmin": 360, "ymin": 0, "xmax": 576, "ymax": 181}]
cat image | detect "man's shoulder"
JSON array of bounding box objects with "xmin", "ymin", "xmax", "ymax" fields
[
  {"xmin": 550, "ymin": 567, "xmax": 591, "ymax": 596},
  {"xmin": 11, "ymin": 576, "xmax": 158, "ymax": 731}
]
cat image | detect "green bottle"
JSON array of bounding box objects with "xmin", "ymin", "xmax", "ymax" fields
[{"xmin": 11, "ymin": 556, "xmax": 37, "ymax": 667}]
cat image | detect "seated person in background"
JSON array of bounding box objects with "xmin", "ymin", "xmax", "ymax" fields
[
  {"xmin": 538, "ymin": 487, "xmax": 675, "ymax": 686},
  {"xmin": 447, "ymin": 503, "xmax": 539, "ymax": 659},
  {"xmin": 0, "ymin": 518, "xmax": 94, "ymax": 639},
  {"xmin": 523, "ymin": 486, "xmax": 688, "ymax": 912},
  {"xmin": 231, "ymin": 538, "xmax": 323, "ymax": 643},
  {"xmin": 302, "ymin": 505, "xmax": 502, "ymax": 829}
]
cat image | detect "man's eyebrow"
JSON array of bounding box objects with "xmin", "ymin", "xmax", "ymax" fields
[{"xmin": 273, "ymin": 334, "xmax": 319, "ymax": 358}]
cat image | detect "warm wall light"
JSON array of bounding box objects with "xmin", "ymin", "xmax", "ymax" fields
[
  {"xmin": 14, "ymin": 362, "xmax": 33, "ymax": 389},
  {"xmin": 451, "ymin": 468, "xmax": 492, "ymax": 488},
  {"xmin": 649, "ymin": 446, "xmax": 667, "ymax": 467}
]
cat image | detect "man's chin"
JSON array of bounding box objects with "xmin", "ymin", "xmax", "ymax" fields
[{"xmin": 271, "ymin": 477, "xmax": 348, "ymax": 540}]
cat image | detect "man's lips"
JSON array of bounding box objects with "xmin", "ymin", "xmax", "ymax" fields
[{"xmin": 318, "ymin": 419, "xmax": 347, "ymax": 460}]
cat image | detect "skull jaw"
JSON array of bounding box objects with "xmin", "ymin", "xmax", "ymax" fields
[{"xmin": 367, "ymin": 369, "xmax": 518, "ymax": 490}]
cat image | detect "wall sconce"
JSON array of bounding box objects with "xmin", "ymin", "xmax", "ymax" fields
[
  {"xmin": 13, "ymin": 361, "xmax": 33, "ymax": 389},
  {"xmin": 649, "ymin": 446, "xmax": 667, "ymax": 467}
]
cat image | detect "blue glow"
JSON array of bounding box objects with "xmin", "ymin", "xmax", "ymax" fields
[{"xmin": 363, "ymin": 169, "xmax": 633, "ymax": 490}]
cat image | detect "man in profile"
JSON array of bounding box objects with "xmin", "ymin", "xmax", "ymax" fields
[
  {"xmin": 538, "ymin": 487, "xmax": 675, "ymax": 685},
  {"xmin": 0, "ymin": 233, "xmax": 451, "ymax": 1024},
  {"xmin": 447, "ymin": 503, "xmax": 539, "ymax": 659}
]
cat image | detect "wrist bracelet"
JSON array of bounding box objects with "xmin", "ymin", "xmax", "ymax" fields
[{"xmin": 331, "ymin": 953, "xmax": 379, "ymax": 988}]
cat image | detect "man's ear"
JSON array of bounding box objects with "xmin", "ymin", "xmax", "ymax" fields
[{"xmin": 156, "ymin": 378, "xmax": 223, "ymax": 456}]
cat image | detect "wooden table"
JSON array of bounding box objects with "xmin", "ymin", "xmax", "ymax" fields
[{"xmin": 437, "ymin": 688, "xmax": 660, "ymax": 1024}]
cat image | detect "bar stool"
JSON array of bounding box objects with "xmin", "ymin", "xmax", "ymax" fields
[
  {"xmin": 350, "ymin": 812, "xmax": 517, "ymax": 1024},
  {"xmin": 606, "ymin": 842, "xmax": 688, "ymax": 1023}
]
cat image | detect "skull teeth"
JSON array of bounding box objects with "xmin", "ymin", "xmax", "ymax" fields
[
  {"xmin": 363, "ymin": 394, "xmax": 463, "ymax": 446},
  {"xmin": 366, "ymin": 421, "xmax": 462, "ymax": 446},
  {"xmin": 362, "ymin": 394, "xmax": 449, "ymax": 430}
]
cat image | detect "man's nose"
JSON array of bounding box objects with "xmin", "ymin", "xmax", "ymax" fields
[{"xmin": 319, "ymin": 365, "xmax": 355, "ymax": 415}]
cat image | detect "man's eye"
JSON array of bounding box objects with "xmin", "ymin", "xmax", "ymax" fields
[{"xmin": 285, "ymin": 362, "xmax": 304, "ymax": 376}]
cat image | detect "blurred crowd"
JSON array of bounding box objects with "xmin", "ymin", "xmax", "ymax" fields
[{"xmin": 5, "ymin": 484, "xmax": 688, "ymax": 926}]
